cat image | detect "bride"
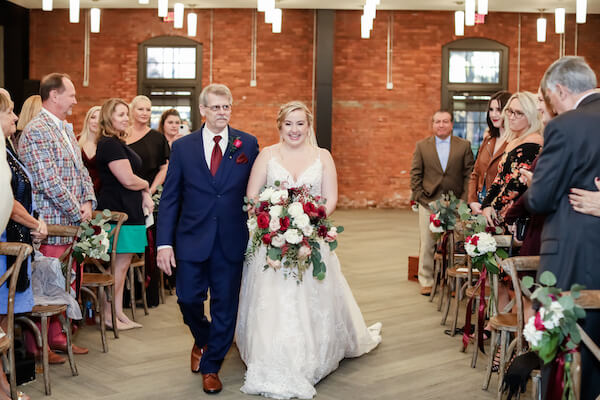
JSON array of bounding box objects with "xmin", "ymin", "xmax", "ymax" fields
[{"xmin": 235, "ymin": 101, "xmax": 382, "ymax": 399}]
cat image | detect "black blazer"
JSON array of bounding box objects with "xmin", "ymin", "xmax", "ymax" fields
[{"xmin": 524, "ymin": 92, "xmax": 600, "ymax": 290}]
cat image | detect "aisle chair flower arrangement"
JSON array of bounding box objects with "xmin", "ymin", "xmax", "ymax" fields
[
  {"xmin": 72, "ymin": 209, "xmax": 112, "ymax": 265},
  {"xmin": 244, "ymin": 181, "xmax": 343, "ymax": 283},
  {"xmin": 521, "ymin": 272, "xmax": 586, "ymax": 400}
]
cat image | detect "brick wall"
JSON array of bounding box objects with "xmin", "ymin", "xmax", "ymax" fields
[{"xmin": 29, "ymin": 9, "xmax": 600, "ymax": 208}]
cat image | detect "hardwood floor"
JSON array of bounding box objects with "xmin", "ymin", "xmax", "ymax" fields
[{"xmin": 21, "ymin": 209, "xmax": 500, "ymax": 399}]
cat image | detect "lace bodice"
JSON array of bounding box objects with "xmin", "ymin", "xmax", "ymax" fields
[{"xmin": 267, "ymin": 157, "xmax": 323, "ymax": 198}]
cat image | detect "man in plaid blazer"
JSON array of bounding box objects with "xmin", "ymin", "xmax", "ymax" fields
[{"xmin": 18, "ymin": 73, "xmax": 95, "ymax": 359}]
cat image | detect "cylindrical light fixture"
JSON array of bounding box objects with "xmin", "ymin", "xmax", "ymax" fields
[
  {"xmin": 158, "ymin": 0, "xmax": 168, "ymax": 18},
  {"xmin": 555, "ymin": 8, "xmax": 565, "ymax": 34},
  {"xmin": 364, "ymin": 2, "xmax": 376, "ymax": 20},
  {"xmin": 477, "ymin": 0, "xmax": 488, "ymax": 15},
  {"xmin": 90, "ymin": 8, "xmax": 101, "ymax": 33},
  {"xmin": 174, "ymin": 3, "xmax": 184, "ymax": 28},
  {"xmin": 265, "ymin": 7, "xmax": 276, "ymax": 23},
  {"xmin": 576, "ymin": 0, "xmax": 587, "ymax": 23},
  {"xmin": 455, "ymin": 11, "xmax": 465, "ymax": 36},
  {"xmin": 361, "ymin": 14, "xmax": 370, "ymax": 39},
  {"xmin": 271, "ymin": 8, "xmax": 282, "ymax": 33},
  {"xmin": 69, "ymin": 0, "xmax": 80, "ymax": 23},
  {"xmin": 138, "ymin": 0, "xmax": 149, "ymax": 4},
  {"xmin": 187, "ymin": 12, "xmax": 197, "ymax": 36},
  {"xmin": 537, "ymin": 17, "xmax": 547, "ymax": 42},
  {"xmin": 465, "ymin": 0, "xmax": 475, "ymax": 26},
  {"xmin": 42, "ymin": 0, "xmax": 52, "ymax": 11}
]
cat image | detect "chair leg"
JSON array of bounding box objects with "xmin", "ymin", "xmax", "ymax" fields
[
  {"xmin": 8, "ymin": 343, "xmax": 17, "ymax": 400},
  {"xmin": 158, "ymin": 269, "xmax": 165, "ymax": 304},
  {"xmin": 129, "ymin": 267, "xmax": 137, "ymax": 321},
  {"xmin": 97, "ymin": 286, "xmax": 108, "ymax": 352},
  {"xmin": 450, "ymin": 277, "xmax": 463, "ymax": 336},
  {"xmin": 497, "ymin": 331, "xmax": 509, "ymax": 400},
  {"xmin": 437, "ymin": 270, "xmax": 446, "ymax": 311},
  {"xmin": 471, "ymin": 296, "xmax": 480, "ymax": 367},
  {"xmin": 41, "ymin": 316, "xmax": 51, "ymax": 395},
  {"xmin": 441, "ymin": 275, "xmax": 453, "ymax": 325},
  {"xmin": 110, "ymin": 283, "xmax": 119, "ymax": 339},
  {"xmin": 430, "ymin": 259, "xmax": 439, "ymax": 303},
  {"xmin": 483, "ymin": 329, "xmax": 498, "ymax": 390},
  {"xmin": 137, "ymin": 265, "xmax": 149, "ymax": 315},
  {"xmin": 58, "ymin": 313, "xmax": 78, "ymax": 376}
]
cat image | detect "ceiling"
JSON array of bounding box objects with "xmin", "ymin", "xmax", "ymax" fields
[{"xmin": 8, "ymin": 0, "xmax": 600, "ymax": 13}]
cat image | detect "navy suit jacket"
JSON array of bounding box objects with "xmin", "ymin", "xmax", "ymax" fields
[{"xmin": 156, "ymin": 126, "xmax": 259, "ymax": 263}]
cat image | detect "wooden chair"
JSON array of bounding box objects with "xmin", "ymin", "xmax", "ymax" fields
[
  {"xmin": 569, "ymin": 290, "xmax": 600, "ymax": 400},
  {"xmin": 482, "ymin": 255, "xmax": 539, "ymax": 399},
  {"xmin": 17, "ymin": 224, "xmax": 80, "ymax": 395},
  {"xmin": 80, "ymin": 210, "xmax": 127, "ymax": 352},
  {"xmin": 127, "ymin": 253, "xmax": 149, "ymax": 321},
  {"xmin": 0, "ymin": 242, "xmax": 32, "ymax": 400}
]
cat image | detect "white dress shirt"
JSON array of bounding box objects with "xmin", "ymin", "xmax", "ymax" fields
[
  {"xmin": 202, "ymin": 125, "xmax": 229, "ymax": 169},
  {"xmin": 435, "ymin": 135, "xmax": 451, "ymax": 172}
]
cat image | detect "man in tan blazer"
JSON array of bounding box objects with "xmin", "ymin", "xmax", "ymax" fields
[{"xmin": 410, "ymin": 110, "xmax": 474, "ymax": 295}]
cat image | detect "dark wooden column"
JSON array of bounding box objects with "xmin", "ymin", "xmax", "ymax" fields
[{"xmin": 314, "ymin": 10, "xmax": 334, "ymax": 152}]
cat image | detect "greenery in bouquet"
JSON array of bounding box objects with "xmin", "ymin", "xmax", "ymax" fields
[
  {"xmin": 457, "ymin": 202, "xmax": 503, "ymax": 238},
  {"xmin": 72, "ymin": 209, "xmax": 112, "ymax": 264},
  {"xmin": 463, "ymin": 232, "xmax": 508, "ymax": 274},
  {"xmin": 521, "ymin": 271, "xmax": 586, "ymax": 399},
  {"xmin": 244, "ymin": 181, "xmax": 344, "ymax": 283},
  {"xmin": 428, "ymin": 191, "xmax": 465, "ymax": 238},
  {"xmin": 152, "ymin": 185, "xmax": 163, "ymax": 210}
]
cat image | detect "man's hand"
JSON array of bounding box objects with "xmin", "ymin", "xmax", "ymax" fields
[
  {"xmin": 80, "ymin": 201, "xmax": 93, "ymax": 222},
  {"xmin": 157, "ymin": 247, "xmax": 177, "ymax": 276},
  {"xmin": 569, "ymin": 177, "xmax": 600, "ymax": 217},
  {"xmin": 519, "ymin": 168, "xmax": 533, "ymax": 186}
]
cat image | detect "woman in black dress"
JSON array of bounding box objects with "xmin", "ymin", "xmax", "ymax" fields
[{"xmin": 96, "ymin": 98, "xmax": 154, "ymax": 330}]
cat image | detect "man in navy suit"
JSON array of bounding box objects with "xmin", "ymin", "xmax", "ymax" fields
[{"xmin": 156, "ymin": 83, "xmax": 259, "ymax": 394}]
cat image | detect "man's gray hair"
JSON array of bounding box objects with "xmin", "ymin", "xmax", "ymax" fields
[
  {"xmin": 199, "ymin": 83, "xmax": 233, "ymax": 106},
  {"xmin": 541, "ymin": 56, "xmax": 597, "ymax": 95}
]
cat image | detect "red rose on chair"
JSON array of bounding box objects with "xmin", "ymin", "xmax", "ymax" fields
[{"xmin": 257, "ymin": 212, "xmax": 270, "ymax": 229}]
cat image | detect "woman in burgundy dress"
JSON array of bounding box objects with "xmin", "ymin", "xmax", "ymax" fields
[{"xmin": 78, "ymin": 106, "xmax": 102, "ymax": 194}]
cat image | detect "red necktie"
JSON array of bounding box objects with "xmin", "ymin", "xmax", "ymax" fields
[{"xmin": 210, "ymin": 135, "xmax": 223, "ymax": 176}]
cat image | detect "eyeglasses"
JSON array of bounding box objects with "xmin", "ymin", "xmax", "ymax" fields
[
  {"xmin": 506, "ymin": 108, "xmax": 526, "ymax": 119},
  {"xmin": 204, "ymin": 104, "xmax": 231, "ymax": 112}
]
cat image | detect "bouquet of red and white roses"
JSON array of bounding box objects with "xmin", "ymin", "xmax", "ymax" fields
[
  {"xmin": 244, "ymin": 181, "xmax": 344, "ymax": 282},
  {"xmin": 521, "ymin": 272, "xmax": 586, "ymax": 399},
  {"xmin": 464, "ymin": 232, "xmax": 508, "ymax": 274}
]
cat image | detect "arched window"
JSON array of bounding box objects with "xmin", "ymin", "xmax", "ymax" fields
[
  {"xmin": 138, "ymin": 36, "xmax": 203, "ymax": 130},
  {"xmin": 442, "ymin": 38, "xmax": 509, "ymax": 153}
]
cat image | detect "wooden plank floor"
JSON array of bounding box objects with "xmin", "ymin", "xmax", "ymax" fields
[{"xmin": 21, "ymin": 209, "xmax": 501, "ymax": 399}]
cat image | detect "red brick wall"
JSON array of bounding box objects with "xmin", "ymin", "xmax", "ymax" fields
[{"xmin": 29, "ymin": 9, "xmax": 600, "ymax": 208}]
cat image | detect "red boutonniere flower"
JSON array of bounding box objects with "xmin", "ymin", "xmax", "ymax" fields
[{"xmin": 228, "ymin": 136, "xmax": 243, "ymax": 159}]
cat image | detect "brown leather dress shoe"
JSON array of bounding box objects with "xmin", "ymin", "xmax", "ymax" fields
[
  {"xmin": 191, "ymin": 344, "xmax": 207, "ymax": 373},
  {"xmin": 50, "ymin": 343, "xmax": 89, "ymax": 355},
  {"xmin": 47, "ymin": 349, "xmax": 66, "ymax": 364},
  {"xmin": 202, "ymin": 373, "xmax": 222, "ymax": 394},
  {"xmin": 420, "ymin": 286, "xmax": 432, "ymax": 296}
]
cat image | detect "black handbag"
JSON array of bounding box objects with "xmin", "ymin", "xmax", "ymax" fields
[{"xmin": 514, "ymin": 217, "xmax": 530, "ymax": 242}]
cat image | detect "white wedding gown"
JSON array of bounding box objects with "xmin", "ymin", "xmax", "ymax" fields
[{"xmin": 235, "ymin": 155, "xmax": 382, "ymax": 400}]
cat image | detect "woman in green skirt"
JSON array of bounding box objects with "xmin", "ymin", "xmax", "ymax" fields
[{"xmin": 96, "ymin": 98, "xmax": 154, "ymax": 330}]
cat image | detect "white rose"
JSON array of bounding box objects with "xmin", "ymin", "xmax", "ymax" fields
[
  {"xmin": 271, "ymin": 234, "xmax": 286, "ymax": 248},
  {"xmin": 259, "ymin": 187, "xmax": 275, "ymax": 202},
  {"xmin": 269, "ymin": 205, "xmax": 283, "ymax": 219},
  {"xmin": 301, "ymin": 224, "xmax": 314, "ymax": 237},
  {"xmin": 298, "ymin": 245, "xmax": 312, "ymax": 259},
  {"xmin": 476, "ymin": 232, "xmax": 497, "ymax": 253},
  {"xmin": 270, "ymin": 190, "xmax": 289, "ymax": 204},
  {"xmin": 542, "ymin": 302, "xmax": 564, "ymax": 329},
  {"xmin": 283, "ymin": 229, "xmax": 303, "ymax": 244},
  {"xmin": 523, "ymin": 316, "xmax": 543, "ymax": 347},
  {"xmin": 293, "ymin": 213, "xmax": 310, "ymax": 229},
  {"xmin": 247, "ymin": 217, "xmax": 257, "ymax": 232},
  {"xmin": 269, "ymin": 217, "xmax": 281, "ymax": 232},
  {"xmin": 429, "ymin": 222, "xmax": 444, "ymax": 233},
  {"xmin": 465, "ymin": 241, "xmax": 478, "ymax": 257},
  {"xmin": 325, "ymin": 227, "xmax": 338, "ymax": 242},
  {"xmin": 287, "ymin": 202, "xmax": 304, "ymax": 218}
]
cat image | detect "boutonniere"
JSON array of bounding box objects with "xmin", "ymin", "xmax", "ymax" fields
[{"xmin": 227, "ymin": 136, "xmax": 243, "ymax": 159}]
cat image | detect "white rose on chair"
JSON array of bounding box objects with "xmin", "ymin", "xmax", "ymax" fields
[{"xmin": 464, "ymin": 232, "xmax": 497, "ymax": 257}]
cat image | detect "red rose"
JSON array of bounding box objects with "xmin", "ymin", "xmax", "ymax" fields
[
  {"xmin": 485, "ymin": 226, "xmax": 496, "ymax": 233},
  {"xmin": 317, "ymin": 206, "xmax": 327, "ymax": 219},
  {"xmin": 303, "ymin": 202, "xmax": 317, "ymax": 217},
  {"xmin": 262, "ymin": 233, "xmax": 272, "ymax": 244},
  {"xmin": 93, "ymin": 225, "xmax": 102, "ymax": 235},
  {"xmin": 257, "ymin": 212, "xmax": 270, "ymax": 229},
  {"xmin": 279, "ymin": 216, "xmax": 290, "ymax": 231},
  {"xmin": 471, "ymin": 235, "xmax": 479, "ymax": 246},
  {"xmin": 318, "ymin": 225, "xmax": 328, "ymax": 238},
  {"xmin": 534, "ymin": 312, "xmax": 546, "ymax": 331},
  {"xmin": 433, "ymin": 219, "xmax": 441, "ymax": 227},
  {"xmin": 430, "ymin": 214, "xmax": 436, "ymax": 223},
  {"xmin": 258, "ymin": 201, "xmax": 269, "ymax": 213},
  {"xmin": 233, "ymin": 138, "xmax": 242, "ymax": 148}
]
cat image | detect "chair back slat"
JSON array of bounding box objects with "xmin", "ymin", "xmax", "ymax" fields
[{"xmin": 0, "ymin": 243, "xmax": 33, "ymax": 340}]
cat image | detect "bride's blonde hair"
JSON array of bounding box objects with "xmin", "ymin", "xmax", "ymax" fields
[{"xmin": 276, "ymin": 101, "xmax": 318, "ymax": 147}]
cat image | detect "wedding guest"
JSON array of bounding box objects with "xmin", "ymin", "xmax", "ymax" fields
[
  {"xmin": 78, "ymin": 106, "xmax": 102, "ymax": 194},
  {"xmin": 410, "ymin": 110, "xmax": 474, "ymax": 296},
  {"xmin": 158, "ymin": 109, "xmax": 183, "ymax": 147},
  {"xmin": 126, "ymin": 95, "xmax": 170, "ymax": 307},
  {"xmin": 481, "ymin": 92, "xmax": 543, "ymax": 227},
  {"xmin": 15, "ymin": 95, "xmax": 42, "ymax": 144},
  {"xmin": 96, "ymin": 98, "xmax": 153, "ymax": 330},
  {"xmin": 468, "ymin": 91, "xmax": 512, "ymax": 214},
  {"xmin": 524, "ymin": 57, "xmax": 600, "ymax": 399},
  {"xmin": 18, "ymin": 73, "xmax": 92, "ymax": 358}
]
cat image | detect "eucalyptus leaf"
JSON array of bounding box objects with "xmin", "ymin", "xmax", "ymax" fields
[
  {"xmin": 570, "ymin": 283, "xmax": 586, "ymax": 293},
  {"xmin": 559, "ymin": 295, "xmax": 575, "ymax": 310},
  {"xmin": 496, "ymin": 248, "xmax": 508, "ymax": 259},
  {"xmin": 102, "ymin": 209, "xmax": 111, "ymax": 217},
  {"xmin": 521, "ymin": 276, "xmax": 535, "ymax": 289},
  {"xmin": 538, "ymin": 333, "xmax": 560, "ymax": 364},
  {"xmin": 539, "ymin": 271, "xmax": 557, "ymax": 286},
  {"xmin": 267, "ymin": 247, "xmax": 282, "ymax": 261},
  {"xmin": 337, "ymin": 226, "xmax": 344, "ymax": 233},
  {"xmin": 328, "ymin": 241, "xmax": 338, "ymax": 251},
  {"xmin": 574, "ymin": 307, "xmax": 586, "ymax": 319}
]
